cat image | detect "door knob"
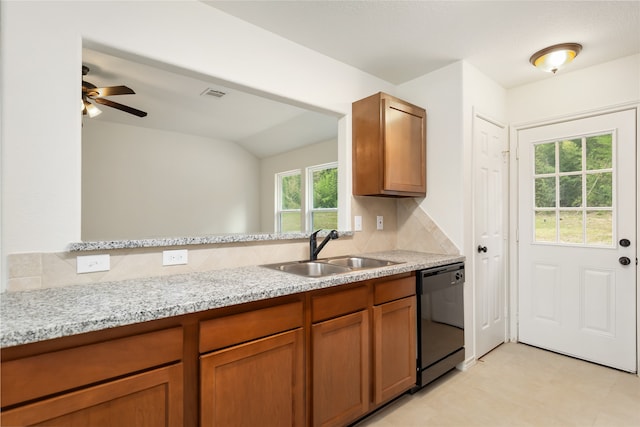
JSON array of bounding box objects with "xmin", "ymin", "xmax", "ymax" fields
[
  {"xmin": 477, "ymin": 245, "xmax": 488, "ymax": 253},
  {"xmin": 619, "ymin": 256, "xmax": 631, "ymax": 266},
  {"xmin": 619, "ymin": 238, "xmax": 631, "ymax": 247}
]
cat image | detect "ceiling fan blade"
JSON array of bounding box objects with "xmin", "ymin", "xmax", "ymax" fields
[
  {"xmin": 93, "ymin": 85, "xmax": 136, "ymax": 97},
  {"xmin": 94, "ymin": 97, "xmax": 147, "ymax": 117}
]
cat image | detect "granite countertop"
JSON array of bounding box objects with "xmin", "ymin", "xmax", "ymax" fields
[{"xmin": 0, "ymin": 250, "xmax": 464, "ymax": 348}]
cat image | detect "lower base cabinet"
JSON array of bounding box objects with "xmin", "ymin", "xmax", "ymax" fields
[
  {"xmin": 200, "ymin": 329, "xmax": 304, "ymax": 427},
  {"xmin": 2, "ymin": 273, "xmax": 418, "ymax": 427},
  {"xmin": 373, "ymin": 296, "xmax": 417, "ymax": 405},
  {"xmin": 0, "ymin": 363, "xmax": 183, "ymax": 427},
  {"xmin": 312, "ymin": 310, "xmax": 370, "ymax": 427}
]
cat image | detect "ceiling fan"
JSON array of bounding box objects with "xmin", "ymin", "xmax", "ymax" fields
[{"xmin": 82, "ymin": 65, "xmax": 147, "ymax": 118}]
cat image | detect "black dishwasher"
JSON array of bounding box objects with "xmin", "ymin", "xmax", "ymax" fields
[{"xmin": 416, "ymin": 262, "xmax": 465, "ymax": 388}]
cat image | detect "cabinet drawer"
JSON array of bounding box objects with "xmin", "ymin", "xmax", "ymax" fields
[
  {"xmin": 1, "ymin": 327, "xmax": 183, "ymax": 408},
  {"xmin": 374, "ymin": 276, "xmax": 415, "ymax": 305},
  {"xmin": 199, "ymin": 301, "xmax": 303, "ymax": 353},
  {"xmin": 311, "ymin": 285, "xmax": 368, "ymax": 323}
]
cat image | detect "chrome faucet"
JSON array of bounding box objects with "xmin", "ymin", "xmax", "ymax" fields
[{"xmin": 310, "ymin": 229, "xmax": 339, "ymax": 261}]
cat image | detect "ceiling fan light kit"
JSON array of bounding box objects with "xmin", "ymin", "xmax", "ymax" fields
[
  {"xmin": 529, "ymin": 42, "xmax": 582, "ymax": 74},
  {"xmin": 81, "ymin": 65, "xmax": 148, "ymax": 118},
  {"xmin": 84, "ymin": 102, "xmax": 102, "ymax": 118}
]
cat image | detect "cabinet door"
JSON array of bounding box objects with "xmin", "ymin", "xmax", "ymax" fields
[
  {"xmin": 383, "ymin": 98, "xmax": 426, "ymax": 194},
  {"xmin": 0, "ymin": 363, "xmax": 183, "ymax": 427},
  {"xmin": 312, "ymin": 310, "xmax": 369, "ymax": 427},
  {"xmin": 200, "ymin": 328, "xmax": 304, "ymax": 427},
  {"xmin": 373, "ymin": 296, "xmax": 417, "ymax": 405}
]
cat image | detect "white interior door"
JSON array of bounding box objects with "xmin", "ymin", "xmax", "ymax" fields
[
  {"xmin": 474, "ymin": 114, "xmax": 508, "ymax": 358},
  {"xmin": 518, "ymin": 109, "xmax": 637, "ymax": 372}
]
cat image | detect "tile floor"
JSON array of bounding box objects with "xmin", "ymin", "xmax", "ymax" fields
[{"xmin": 355, "ymin": 342, "xmax": 640, "ymax": 426}]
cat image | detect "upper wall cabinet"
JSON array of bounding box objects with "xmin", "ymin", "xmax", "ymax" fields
[{"xmin": 352, "ymin": 92, "xmax": 426, "ymax": 197}]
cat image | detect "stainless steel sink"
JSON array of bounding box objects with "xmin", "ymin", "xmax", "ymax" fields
[
  {"xmin": 263, "ymin": 256, "xmax": 401, "ymax": 277},
  {"xmin": 324, "ymin": 256, "xmax": 398, "ymax": 269},
  {"xmin": 268, "ymin": 261, "xmax": 352, "ymax": 277}
]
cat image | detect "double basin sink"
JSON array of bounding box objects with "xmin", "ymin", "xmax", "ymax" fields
[{"xmin": 264, "ymin": 256, "xmax": 402, "ymax": 278}]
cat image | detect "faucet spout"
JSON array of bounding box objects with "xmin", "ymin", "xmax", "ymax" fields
[{"xmin": 310, "ymin": 229, "xmax": 339, "ymax": 260}]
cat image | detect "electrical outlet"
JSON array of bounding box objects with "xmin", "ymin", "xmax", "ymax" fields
[
  {"xmin": 354, "ymin": 215, "xmax": 362, "ymax": 231},
  {"xmin": 163, "ymin": 249, "xmax": 188, "ymax": 266},
  {"xmin": 376, "ymin": 216, "xmax": 384, "ymax": 230},
  {"xmin": 77, "ymin": 254, "xmax": 110, "ymax": 274}
]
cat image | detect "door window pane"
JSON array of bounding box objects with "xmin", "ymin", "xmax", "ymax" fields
[
  {"xmin": 559, "ymin": 175, "xmax": 582, "ymax": 207},
  {"xmin": 586, "ymin": 172, "xmax": 612, "ymax": 207},
  {"xmin": 535, "ymin": 143, "xmax": 555, "ymax": 174},
  {"xmin": 559, "ymin": 139, "xmax": 582, "ymax": 172},
  {"xmin": 558, "ymin": 211, "xmax": 583, "ymax": 243},
  {"xmin": 586, "ymin": 134, "xmax": 612, "ymax": 170},
  {"xmin": 535, "ymin": 211, "xmax": 556, "ymax": 242},
  {"xmin": 535, "ymin": 177, "xmax": 556, "ymax": 207},
  {"xmin": 586, "ymin": 211, "xmax": 613, "ymax": 245}
]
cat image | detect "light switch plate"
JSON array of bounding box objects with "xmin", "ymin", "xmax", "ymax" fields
[
  {"xmin": 77, "ymin": 254, "xmax": 110, "ymax": 274},
  {"xmin": 376, "ymin": 216, "xmax": 384, "ymax": 230},
  {"xmin": 354, "ymin": 215, "xmax": 362, "ymax": 231},
  {"xmin": 163, "ymin": 249, "xmax": 188, "ymax": 266}
]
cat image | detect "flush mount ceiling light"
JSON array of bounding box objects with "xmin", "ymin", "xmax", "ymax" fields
[{"xmin": 529, "ymin": 43, "xmax": 582, "ymax": 74}]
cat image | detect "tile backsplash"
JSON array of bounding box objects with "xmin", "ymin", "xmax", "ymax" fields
[{"xmin": 6, "ymin": 197, "xmax": 457, "ymax": 291}]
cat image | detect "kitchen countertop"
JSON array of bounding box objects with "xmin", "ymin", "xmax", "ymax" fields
[{"xmin": 0, "ymin": 250, "xmax": 464, "ymax": 348}]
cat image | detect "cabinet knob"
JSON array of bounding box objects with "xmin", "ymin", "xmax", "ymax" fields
[{"xmin": 477, "ymin": 245, "xmax": 488, "ymax": 253}]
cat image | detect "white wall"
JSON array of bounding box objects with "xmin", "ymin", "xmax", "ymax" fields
[
  {"xmin": 82, "ymin": 120, "xmax": 260, "ymax": 240},
  {"xmin": 260, "ymin": 138, "xmax": 338, "ymax": 232},
  {"xmin": 508, "ymin": 54, "xmax": 640, "ymax": 124},
  {"xmin": 0, "ymin": 1, "xmax": 394, "ymax": 263},
  {"xmin": 398, "ymin": 60, "xmax": 508, "ymax": 364},
  {"xmin": 396, "ymin": 62, "xmax": 465, "ymax": 249}
]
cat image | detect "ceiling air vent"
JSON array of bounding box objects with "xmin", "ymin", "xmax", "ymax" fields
[{"xmin": 200, "ymin": 88, "xmax": 227, "ymax": 98}]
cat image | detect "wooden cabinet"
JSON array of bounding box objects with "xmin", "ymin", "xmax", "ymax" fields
[
  {"xmin": 1, "ymin": 327, "xmax": 184, "ymax": 427},
  {"xmin": 1, "ymin": 363, "xmax": 183, "ymax": 427},
  {"xmin": 311, "ymin": 286, "xmax": 370, "ymax": 427},
  {"xmin": 199, "ymin": 302, "xmax": 304, "ymax": 427},
  {"xmin": 372, "ymin": 276, "xmax": 417, "ymax": 405},
  {"xmin": 1, "ymin": 273, "xmax": 418, "ymax": 427},
  {"xmin": 352, "ymin": 92, "xmax": 426, "ymax": 197}
]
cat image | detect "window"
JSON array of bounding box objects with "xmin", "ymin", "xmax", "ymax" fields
[
  {"xmin": 533, "ymin": 132, "xmax": 614, "ymax": 246},
  {"xmin": 276, "ymin": 170, "xmax": 302, "ymax": 233},
  {"xmin": 307, "ymin": 163, "xmax": 338, "ymax": 230},
  {"xmin": 275, "ymin": 162, "xmax": 338, "ymax": 233}
]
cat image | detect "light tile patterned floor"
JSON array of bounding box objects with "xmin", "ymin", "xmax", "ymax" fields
[{"xmin": 354, "ymin": 342, "xmax": 640, "ymax": 427}]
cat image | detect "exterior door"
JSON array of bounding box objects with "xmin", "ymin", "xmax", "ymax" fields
[
  {"xmin": 474, "ymin": 114, "xmax": 508, "ymax": 358},
  {"xmin": 517, "ymin": 109, "xmax": 637, "ymax": 372}
]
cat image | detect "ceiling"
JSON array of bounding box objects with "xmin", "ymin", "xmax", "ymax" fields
[
  {"xmin": 82, "ymin": 48, "xmax": 338, "ymax": 159},
  {"xmin": 83, "ymin": 1, "xmax": 639, "ymax": 157},
  {"xmin": 206, "ymin": 0, "xmax": 640, "ymax": 88}
]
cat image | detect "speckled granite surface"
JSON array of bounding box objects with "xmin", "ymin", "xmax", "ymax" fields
[
  {"xmin": 0, "ymin": 251, "xmax": 463, "ymax": 348},
  {"xmin": 68, "ymin": 231, "xmax": 353, "ymax": 251}
]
